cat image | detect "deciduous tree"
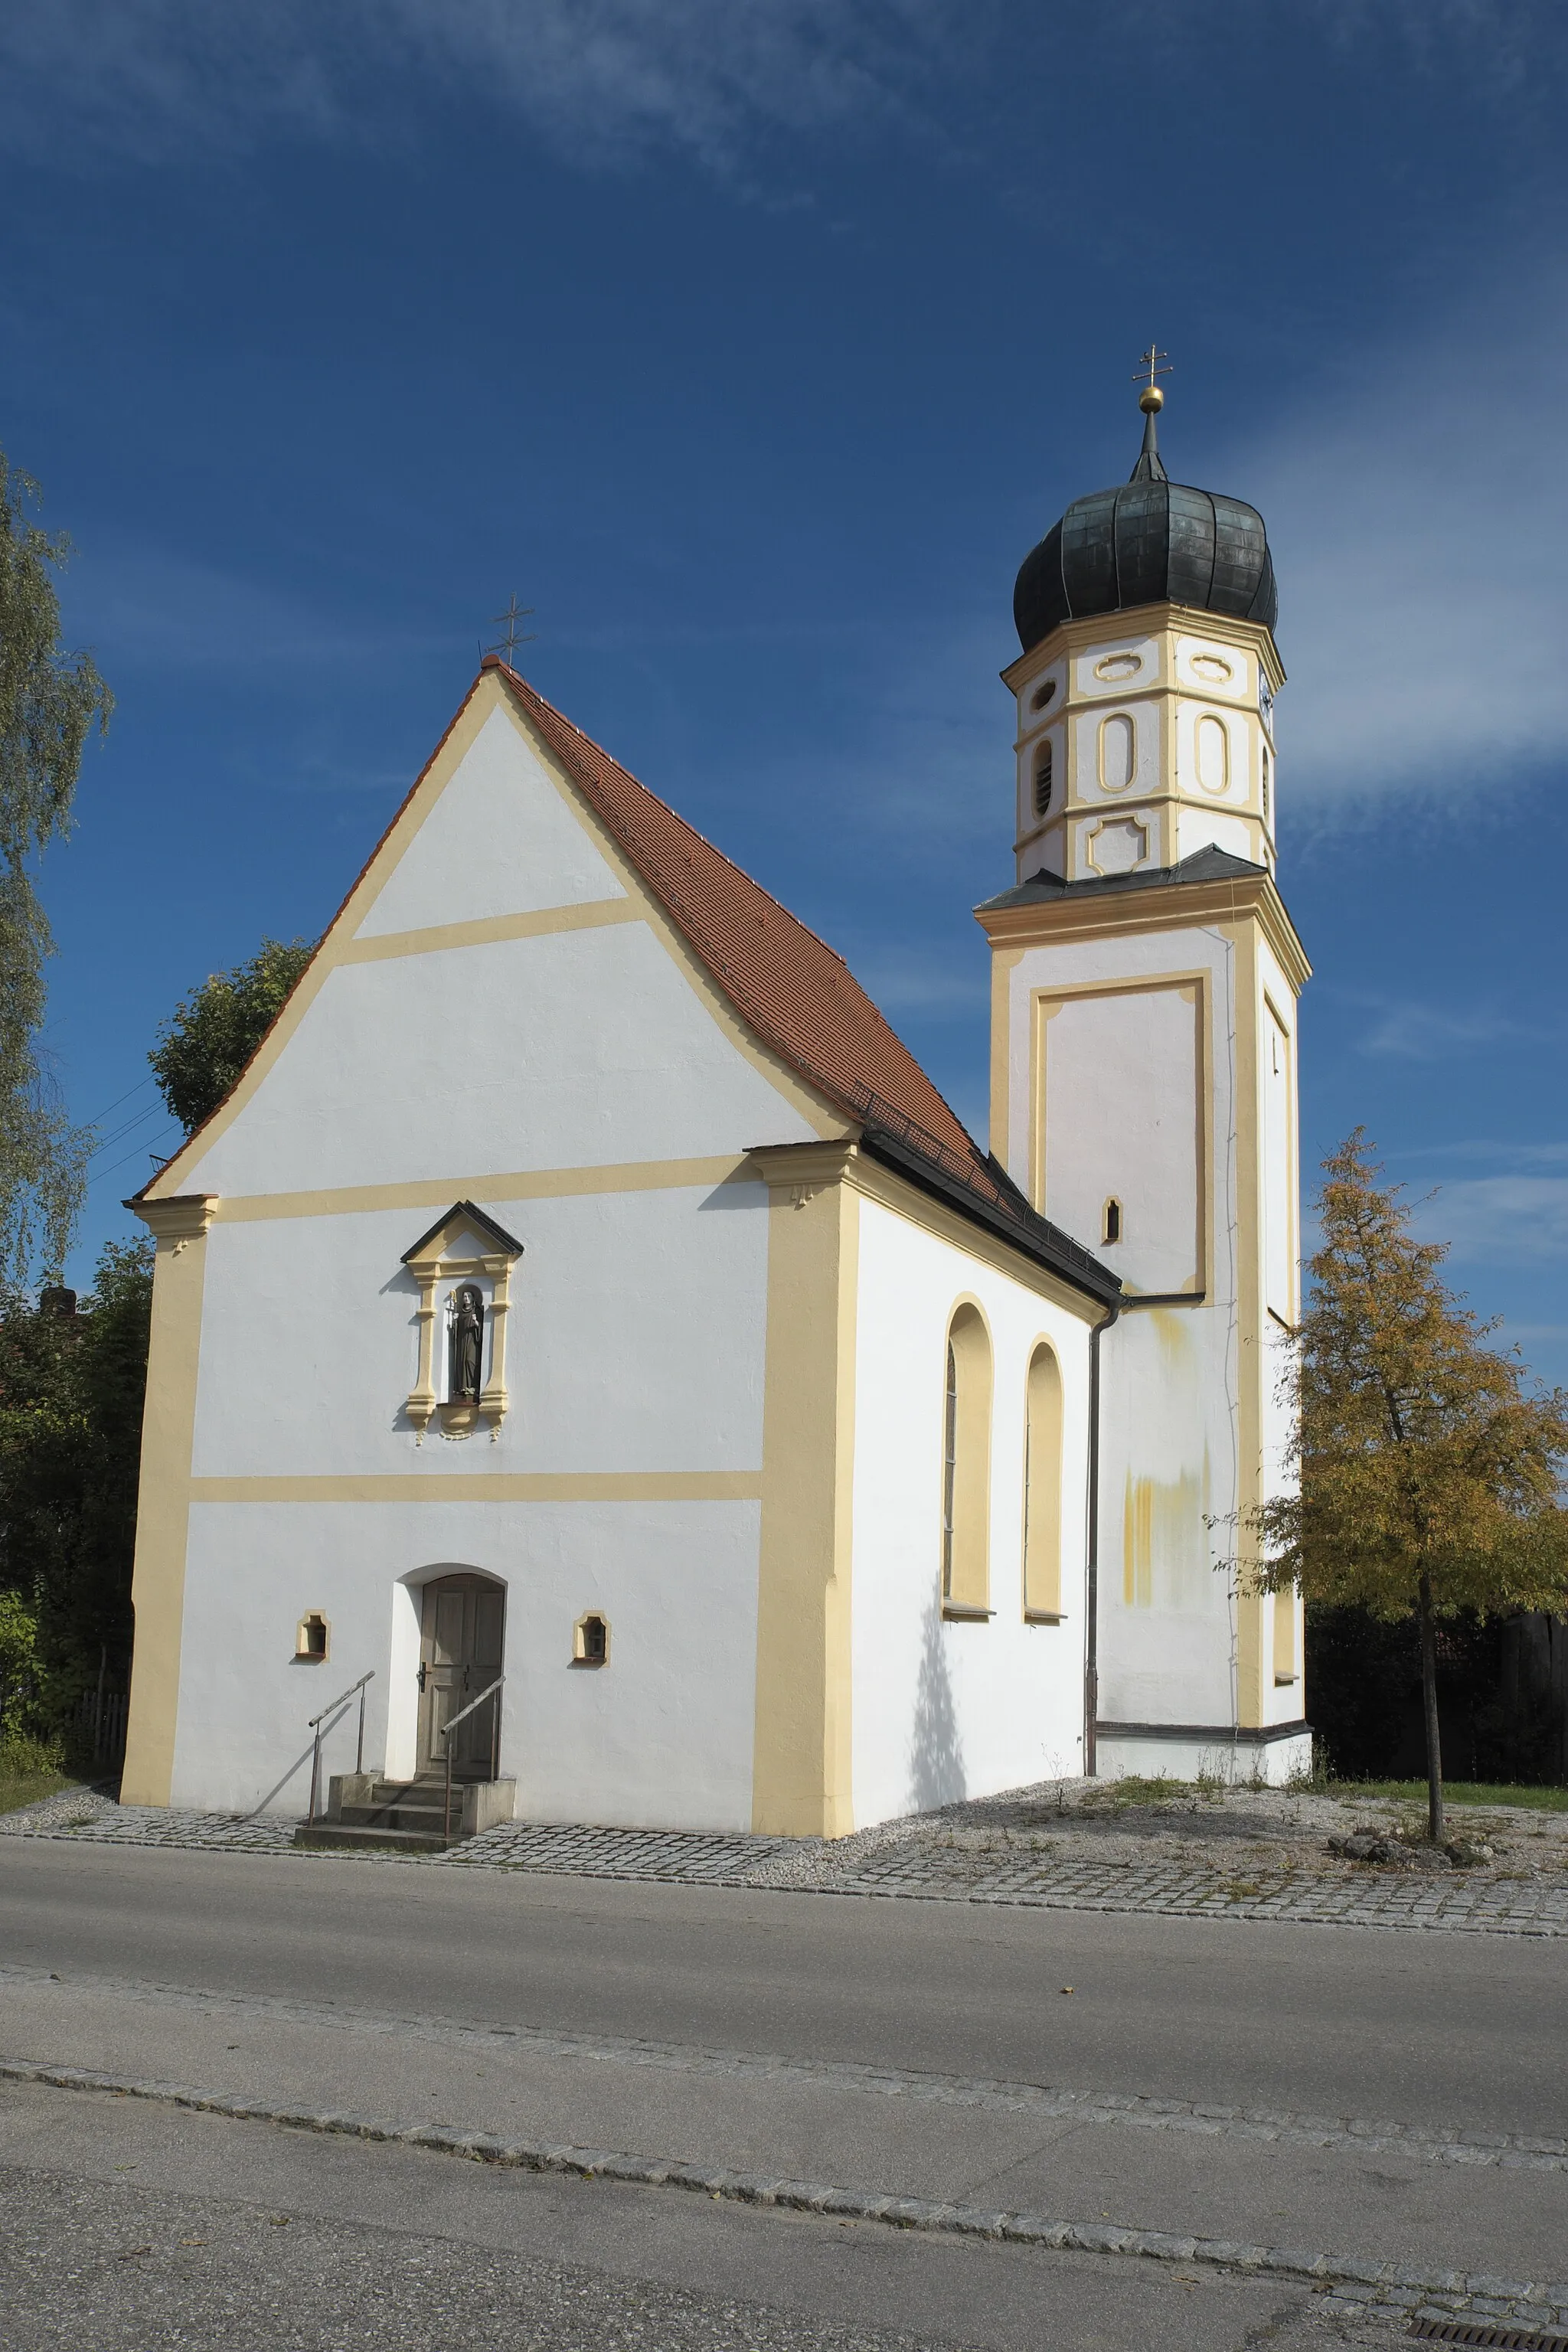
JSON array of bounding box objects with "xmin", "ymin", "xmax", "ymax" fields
[
  {"xmin": 149, "ymin": 936, "xmax": 315, "ymax": 1137},
  {"xmin": 0, "ymin": 1240, "xmax": 152, "ymax": 1732},
  {"xmin": 1257, "ymin": 1132, "xmax": 1568, "ymax": 1843},
  {"xmin": 0, "ymin": 446, "xmax": 113, "ymax": 1282}
]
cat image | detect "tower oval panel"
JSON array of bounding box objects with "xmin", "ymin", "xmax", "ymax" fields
[
  {"xmin": 1196, "ymin": 714, "xmax": 1230, "ymax": 796},
  {"xmin": 1099, "ymin": 712, "xmax": 1135, "ymax": 795}
]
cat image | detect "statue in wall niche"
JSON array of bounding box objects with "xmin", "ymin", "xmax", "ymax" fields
[{"xmin": 449, "ymin": 1285, "xmax": 485, "ymax": 1401}]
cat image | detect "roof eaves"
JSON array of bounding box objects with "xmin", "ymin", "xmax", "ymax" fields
[{"xmin": 857, "ymin": 1125, "xmax": 1121, "ymax": 1306}]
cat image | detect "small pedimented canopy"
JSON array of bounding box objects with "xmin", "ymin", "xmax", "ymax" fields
[{"xmin": 401, "ymin": 1200, "xmax": 525, "ymax": 1266}]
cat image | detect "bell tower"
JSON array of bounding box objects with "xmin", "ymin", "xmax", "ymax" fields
[{"xmin": 976, "ymin": 363, "xmax": 1312, "ymax": 1784}]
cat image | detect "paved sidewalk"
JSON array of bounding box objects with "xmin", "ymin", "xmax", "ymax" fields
[{"xmin": 7, "ymin": 1785, "xmax": 1568, "ymax": 1934}]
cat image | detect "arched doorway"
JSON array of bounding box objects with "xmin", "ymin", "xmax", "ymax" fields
[{"xmin": 416, "ymin": 1572, "xmax": 505, "ymax": 1779}]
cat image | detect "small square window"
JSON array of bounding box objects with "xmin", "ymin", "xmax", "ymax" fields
[
  {"xmin": 296, "ymin": 1612, "xmax": 330, "ymax": 1661},
  {"xmin": 573, "ymin": 1613, "xmax": 609, "ymax": 1667}
]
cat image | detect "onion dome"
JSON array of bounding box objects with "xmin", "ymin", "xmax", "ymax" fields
[{"xmin": 1013, "ymin": 389, "xmax": 1277, "ymax": 655}]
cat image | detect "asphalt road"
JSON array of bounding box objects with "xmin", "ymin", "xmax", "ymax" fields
[
  {"xmin": 1, "ymin": 1838, "xmax": 1562, "ymax": 2350},
  {"xmin": 5, "ymin": 1839, "xmax": 1562, "ymax": 2131}
]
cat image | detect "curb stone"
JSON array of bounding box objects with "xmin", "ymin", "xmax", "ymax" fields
[{"xmin": 3, "ymin": 2054, "xmax": 1565, "ymax": 2331}]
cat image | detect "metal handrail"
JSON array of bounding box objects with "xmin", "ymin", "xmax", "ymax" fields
[
  {"xmin": 439, "ymin": 1674, "xmax": 504, "ymax": 1844},
  {"xmin": 306, "ymin": 1671, "xmax": 374, "ymax": 1825}
]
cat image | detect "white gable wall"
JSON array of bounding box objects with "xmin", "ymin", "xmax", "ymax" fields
[
  {"xmin": 354, "ymin": 706, "xmax": 627, "ymax": 934},
  {"xmin": 178, "ymin": 924, "xmax": 806, "ymax": 1199}
]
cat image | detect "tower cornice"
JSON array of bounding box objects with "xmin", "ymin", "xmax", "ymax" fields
[
  {"xmin": 1000, "ymin": 602, "xmax": 1285, "ymax": 697},
  {"xmin": 975, "ymin": 861, "xmax": 1312, "ymax": 996}
]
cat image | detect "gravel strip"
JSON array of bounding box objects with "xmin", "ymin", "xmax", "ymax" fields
[{"xmin": 4, "ymin": 2055, "xmax": 1565, "ymax": 2332}]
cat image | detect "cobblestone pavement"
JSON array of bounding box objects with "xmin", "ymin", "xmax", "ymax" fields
[{"xmin": 7, "ymin": 1783, "xmax": 1568, "ymax": 1935}]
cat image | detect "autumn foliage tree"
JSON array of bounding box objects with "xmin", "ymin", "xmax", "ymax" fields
[{"xmin": 1257, "ymin": 1133, "xmax": 1568, "ymax": 1843}]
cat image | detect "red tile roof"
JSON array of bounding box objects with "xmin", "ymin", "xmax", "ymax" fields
[{"xmin": 493, "ymin": 659, "xmax": 997, "ymax": 1178}]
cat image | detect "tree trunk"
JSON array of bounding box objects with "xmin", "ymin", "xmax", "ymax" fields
[{"xmin": 1416, "ymin": 1570, "xmax": 1446, "ymax": 1846}]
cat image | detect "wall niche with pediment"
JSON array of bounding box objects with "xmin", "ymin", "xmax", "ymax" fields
[{"xmin": 400, "ymin": 1201, "xmax": 524, "ymax": 1443}]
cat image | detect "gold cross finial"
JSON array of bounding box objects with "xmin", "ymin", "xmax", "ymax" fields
[{"xmin": 1133, "ymin": 342, "xmax": 1171, "ymax": 414}]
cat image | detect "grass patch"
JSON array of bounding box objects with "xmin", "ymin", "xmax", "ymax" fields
[
  {"xmin": 0, "ymin": 1732, "xmax": 80, "ymax": 1817},
  {"xmin": 1329, "ymin": 1779, "xmax": 1568, "ymax": 1813},
  {"xmin": 1085, "ymin": 1774, "xmax": 1200, "ymax": 1810}
]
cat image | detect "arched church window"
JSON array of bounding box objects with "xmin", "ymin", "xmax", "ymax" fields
[
  {"xmin": 1262, "ymin": 746, "xmax": 1272, "ymax": 823},
  {"xmin": 1033, "ymin": 742, "xmax": 1054, "ymax": 818},
  {"xmin": 1102, "ymin": 1198, "xmax": 1122, "ymax": 1245},
  {"xmin": 940, "ymin": 1305, "xmax": 993, "ymax": 1617},
  {"xmin": 1022, "ymin": 1343, "xmax": 1064, "ymax": 1622}
]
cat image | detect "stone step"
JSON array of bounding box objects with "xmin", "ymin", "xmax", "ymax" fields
[
  {"xmin": 337, "ymin": 1801, "xmax": 450, "ymax": 1831},
  {"xmin": 293, "ymin": 1821, "xmax": 452, "ymax": 1855}
]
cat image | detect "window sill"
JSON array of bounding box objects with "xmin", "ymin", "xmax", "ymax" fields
[
  {"xmin": 941, "ymin": 1604, "xmax": 995, "ymax": 1623},
  {"xmin": 1273, "ymin": 1672, "xmax": 1299, "ymax": 1687},
  {"xmin": 1024, "ymin": 1610, "xmax": 1068, "ymax": 1625}
]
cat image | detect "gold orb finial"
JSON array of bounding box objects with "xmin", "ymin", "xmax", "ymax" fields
[{"xmin": 1132, "ymin": 341, "xmax": 1172, "ymax": 413}]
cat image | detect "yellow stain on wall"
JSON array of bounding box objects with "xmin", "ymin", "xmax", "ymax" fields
[{"xmin": 1122, "ymin": 1470, "xmax": 1204, "ymax": 1607}]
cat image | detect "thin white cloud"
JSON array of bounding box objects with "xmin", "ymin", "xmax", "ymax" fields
[
  {"xmin": 1410, "ymin": 1175, "xmax": 1568, "ymax": 1266},
  {"xmin": 1341, "ymin": 996, "xmax": 1555, "ymax": 1062},
  {"xmin": 1235, "ymin": 266, "xmax": 1568, "ymax": 815},
  {"xmin": 0, "ymin": 0, "xmax": 957, "ymax": 172},
  {"xmin": 60, "ymin": 541, "xmax": 440, "ymax": 671}
]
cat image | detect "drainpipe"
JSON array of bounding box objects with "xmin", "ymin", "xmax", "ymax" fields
[{"xmin": 1084, "ymin": 1297, "xmax": 1119, "ymax": 1780}]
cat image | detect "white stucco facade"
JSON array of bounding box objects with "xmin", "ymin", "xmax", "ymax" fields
[{"xmin": 123, "ymin": 537, "xmax": 1308, "ymax": 1834}]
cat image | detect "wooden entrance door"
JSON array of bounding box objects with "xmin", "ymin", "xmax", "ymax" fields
[{"xmin": 417, "ymin": 1573, "xmax": 505, "ymax": 1779}]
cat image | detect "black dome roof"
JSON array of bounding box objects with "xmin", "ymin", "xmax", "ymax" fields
[{"xmin": 1014, "ymin": 411, "xmax": 1276, "ymax": 655}]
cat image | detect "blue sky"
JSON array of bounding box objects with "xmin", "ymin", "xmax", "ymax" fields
[{"xmin": 3, "ymin": 1, "xmax": 1566, "ymax": 1383}]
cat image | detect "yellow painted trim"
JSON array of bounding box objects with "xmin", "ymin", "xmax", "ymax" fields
[
  {"xmin": 338, "ymin": 900, "xmax": 638, "ymax": 964},
  {"xmin": 1030, "ymin": 972, "xmax": 1209, "ymax": 1296},
  {"xmin": 189, "ymin": 1472, "xmax": 762, "ymax": 1504},
  {"xmin": 988, "ymin": 944, "xmax": 1022, "ymax": 1162},
  {"xmin": 751, "ymin": 1152, "xmax": 859, "ymax": 1838},
  {"xmin": 1231, "ymin": 911, "xmax": 1266, "ymax": 1726},
  {"xmin": 1021, "ymin": 1338, "xmax": 1065, "ymax": 1620},
  {"xmin": 941, "ymin": 1296, "xmax": 993, "ymax": 1615},
  {"xmin": 211, "ymin": 1155, "xmax": 756, "ymax": 1226},
  {"xmin": 1262, "ymin": 982, "xmax": 1301, "ymax": 1322},
  {"xmin": 119, "ymin": 1197, "xmax": 217, "ymax": 1805}
]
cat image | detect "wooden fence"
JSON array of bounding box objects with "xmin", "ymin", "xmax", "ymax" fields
[{"xmin": 77, "ymin": 1687, "xmax": 129, "ymax": 1767}]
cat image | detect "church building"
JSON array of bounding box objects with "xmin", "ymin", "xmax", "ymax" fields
[{"xmin": 120, "ymin": 387, "xmax": 1310, "ymax": 1841}]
